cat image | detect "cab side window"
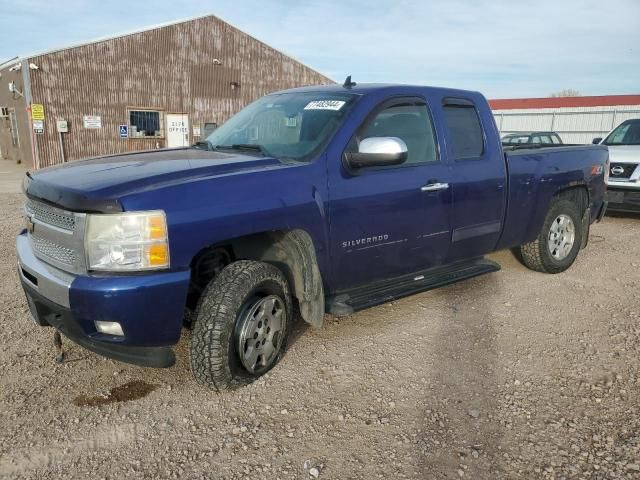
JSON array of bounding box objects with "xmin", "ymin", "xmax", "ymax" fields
[
  {"xmin": 356, "ymin": 103, "xmax": 438, "ymax": 165},
  {"xmin": 443, "ymin": 103, "xmax": 484, "ymax": 160}
]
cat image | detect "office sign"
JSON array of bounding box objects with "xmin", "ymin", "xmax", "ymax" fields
[{"xmin": 83, "ymin": 115, "xmax": 102, "ymax": 129}]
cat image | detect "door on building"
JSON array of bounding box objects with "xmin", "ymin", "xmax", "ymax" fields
[{"xmin": 166, "ymin": 113, "xmax": 190, "ymax": 148}]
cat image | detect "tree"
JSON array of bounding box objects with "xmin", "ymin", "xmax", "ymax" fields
[{"xmin": 548, "ymin": 89, "xmax": 581, "ymax": 98}]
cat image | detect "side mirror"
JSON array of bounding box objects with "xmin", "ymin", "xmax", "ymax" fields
[
  {"xmin": 592, "ymin": 137, "xmax": 603, "ymax": 144},
  {"xmin": 344, "ymin": 137, "xmax": 408, "ymax": 169}
]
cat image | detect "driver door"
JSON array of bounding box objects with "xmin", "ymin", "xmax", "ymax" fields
[{"xmin": 327, "ymin": 97, "xmax": 452, "ymax": 291}]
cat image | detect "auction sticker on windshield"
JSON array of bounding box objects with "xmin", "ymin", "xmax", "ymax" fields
[{"xmin": 304, "ymin": 100, "xmax": 346, "ymax": 111}]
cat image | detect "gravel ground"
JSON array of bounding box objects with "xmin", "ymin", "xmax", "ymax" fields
[{"xmin": 0, "ymin": 192, "xmax": 639, "ymax": 480}]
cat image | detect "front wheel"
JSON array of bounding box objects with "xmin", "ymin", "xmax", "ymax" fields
[
  {"xmin": 190, "ymin": 260, "xmax": 291, "ymax": 390},
  {"xmin": 516, "ymin": 197, "xmax": 583, "ymax": 274}
]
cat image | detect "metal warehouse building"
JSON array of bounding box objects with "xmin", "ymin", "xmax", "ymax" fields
[
  {"xmin": 0, "ymin": 15, "xmax": 332, "ymax": 169},
  {"xmin": 490, "ymin": 95, "xmax": 640, "ymax": 144}
]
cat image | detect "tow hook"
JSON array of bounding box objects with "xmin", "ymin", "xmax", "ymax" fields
[{"xmin": 53, "ymin": 330, "xmax": 65, "ymax": 363}]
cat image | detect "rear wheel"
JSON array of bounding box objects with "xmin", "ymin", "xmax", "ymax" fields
[
  {"xmin": 190, "ymin": 260, "xmax": 291, "ymax": 390},
  {"xmin": 517, "ymin": 197, "xmax": 583, "ymax": 274}
]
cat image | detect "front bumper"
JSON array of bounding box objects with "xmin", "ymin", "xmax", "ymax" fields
[
  {"xmin": 17, "ymin": 231, "xmax": 190, "ymax": 367},
  {"xmin": 606, "ymin": 187, "xmax": 640, "ymax": 214}
]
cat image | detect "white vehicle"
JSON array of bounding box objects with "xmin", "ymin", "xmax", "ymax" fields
[{"xmin": 594, "ymin": 119, "xmax": 640, "ymax": 213}]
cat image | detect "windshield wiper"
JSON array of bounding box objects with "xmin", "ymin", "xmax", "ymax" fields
[
  {"xmin": 214, "ymin": 144, "xmax": 270, "ymax": 156},
  {"xmin": 192, "ymin": 140, "xmax": 214, "ymax": 150}
]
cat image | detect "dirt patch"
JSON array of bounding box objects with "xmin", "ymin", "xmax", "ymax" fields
[
  {"xmin": 73, "ymin": 380, "xmax": 158, "ymax": 407},
  {"xmin": 1, "ymin": 191, "xmax": 639, "ymax": 480}
]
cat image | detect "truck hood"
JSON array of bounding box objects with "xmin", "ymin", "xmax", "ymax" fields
[
  {"xmin": 606, "ymin": 145, "xmax": 640, "ymax": 163},
  {"xmin": 25, "ymin": 148, "xmax": 286, "ymax": 212}
]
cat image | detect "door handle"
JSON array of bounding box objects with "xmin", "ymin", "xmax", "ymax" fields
[{"xmin": 421, "ymin": 182, "xmax": 449, "ymax": 192}]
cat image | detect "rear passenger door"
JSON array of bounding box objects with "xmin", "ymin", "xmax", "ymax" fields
[{"xmin": 440, "ymin": 97, "xmax": 507, "ymax": 261}]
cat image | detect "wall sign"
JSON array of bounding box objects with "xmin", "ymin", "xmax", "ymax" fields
[
  {"xmin": 83, "ymin": 115, "xmax": 102, "ymax": 129},
  {"xmin": 193, "ymin": 126, "xmax": 201, "ymax": 137},
  {"xmin": 31, "ymin": 104, "xmax": 45, "ymax": 120},
  {"xmin": 119, "ymin": 124, "xmax": 129, "ymax": 138},
  {"xmin": 56, "ymin": 120, "xmax": 68, "ymax": 133},
  {"xmin": 168, "ymin": 120, "xmax": 188, "ymax": 134},
  {"xmin": 33, "ymin": 119, "xmax": 44, "ymax": 134}
]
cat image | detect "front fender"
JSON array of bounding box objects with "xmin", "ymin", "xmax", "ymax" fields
[{"xmin": 233, "ymin": 229, "xmax": 325, "ymax": 327}]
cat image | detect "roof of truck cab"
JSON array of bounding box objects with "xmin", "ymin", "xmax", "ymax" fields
[{"xmin": 271, "ymin": 83, "xmax": 483, "ymax": 97}]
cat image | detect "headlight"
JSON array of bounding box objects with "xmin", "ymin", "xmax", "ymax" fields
[{"xmin": 85, "ymin": 210, "xmax": 169, "ymax": 271}]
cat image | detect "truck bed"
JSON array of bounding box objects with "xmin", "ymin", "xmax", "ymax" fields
[{"xmin": 497, "ymin": 144, "xmax": 608, "ymax": 250}]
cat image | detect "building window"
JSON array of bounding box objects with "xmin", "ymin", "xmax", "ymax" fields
[{"xmin": 128, "ymin": 109, "xmax": 164, "ymax": 138}]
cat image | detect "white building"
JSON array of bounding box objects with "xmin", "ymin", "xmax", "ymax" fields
[{"xmin": 490, "ymin": 95, "xmax": 640, "ymax": 144}]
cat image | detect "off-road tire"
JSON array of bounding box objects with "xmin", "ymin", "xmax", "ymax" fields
[
  {"xmin": 517, "ymin": 197, "xmax": 583, "ymax": 274},
  {"xmin": 190, "ymin": 260, "xmax": 291, "ymax": 390}
]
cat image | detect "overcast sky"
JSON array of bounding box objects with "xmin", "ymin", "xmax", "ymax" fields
[{"xmin": 1, "ymin": 0, "xmax": 638, "ymax": 98}]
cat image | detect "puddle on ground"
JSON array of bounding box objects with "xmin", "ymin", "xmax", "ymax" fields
[{"xmin": 73, "ymin": 380, "xmax": 158, "ymax": 407}]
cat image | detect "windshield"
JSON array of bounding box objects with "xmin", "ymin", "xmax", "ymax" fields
[
  {"xmin": 603, "ymin": 120, "xmax": 640, "ymax": 146},
  {"xmin": 203, "ymin": 91, "xmax": 358, "ymax": 161}
]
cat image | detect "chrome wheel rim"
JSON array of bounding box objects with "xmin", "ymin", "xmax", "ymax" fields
[
  {"xmin": 548, "ymin": 214, "xmax": 575, "ymax": 261},
  {"xmin": 236, "ymin": 295, "xmax": 285, "ymax": 374}
]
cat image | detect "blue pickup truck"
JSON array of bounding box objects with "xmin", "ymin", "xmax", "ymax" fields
[{"xmin": 17, "ymin": 82, "xmax": 608, "ymax": 390}]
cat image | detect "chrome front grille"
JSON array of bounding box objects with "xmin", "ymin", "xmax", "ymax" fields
[
  {"xmin": 30, "ymin": 235, "xmax": 77, "ymax": 266},
  {"xmin": 25, "ymin": 199, "xmax": 75, "ymax": 231},
  {"xmin": 25, "ymin": 199, "xmax": 86, "ymax": 274}
]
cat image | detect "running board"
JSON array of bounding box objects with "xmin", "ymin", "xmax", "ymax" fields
[{"xmin": 326, "ymin": 257, "xmax": 500, "ymax": 316}]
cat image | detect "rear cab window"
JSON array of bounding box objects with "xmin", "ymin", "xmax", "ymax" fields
[{"xmin": 442, "ymin": 98, "xmax": 485, "ymax": 160}]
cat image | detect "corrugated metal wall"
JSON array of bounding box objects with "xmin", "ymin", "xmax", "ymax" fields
[
  {"xmin": 27, "ymin": 15, "xmax": 333, "ymax": 168},
  {"xmin": 493, "ymin": 105, "xmax": 640, "ymax": 144}
]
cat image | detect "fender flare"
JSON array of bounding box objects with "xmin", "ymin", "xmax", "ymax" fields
[{"xmin": 233, "ymin": 229, "xmax": 325, "ymax": 327}]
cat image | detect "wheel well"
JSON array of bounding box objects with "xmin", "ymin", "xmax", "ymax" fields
[
  {"xmin": 555, "ymin": 185, "xmax": 589, "ymax": 213},
  {"xmin": 186, "ymin": 246, "xmax": 234, "ymax": 311},
  {"xmin": 187, "ymin": 230, "xmax": 325, "ymax": 327}
]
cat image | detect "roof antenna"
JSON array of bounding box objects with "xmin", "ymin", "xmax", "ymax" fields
[{"xmin": 343, "ymin": 75, "xmax": 356, "ymax": 89}]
